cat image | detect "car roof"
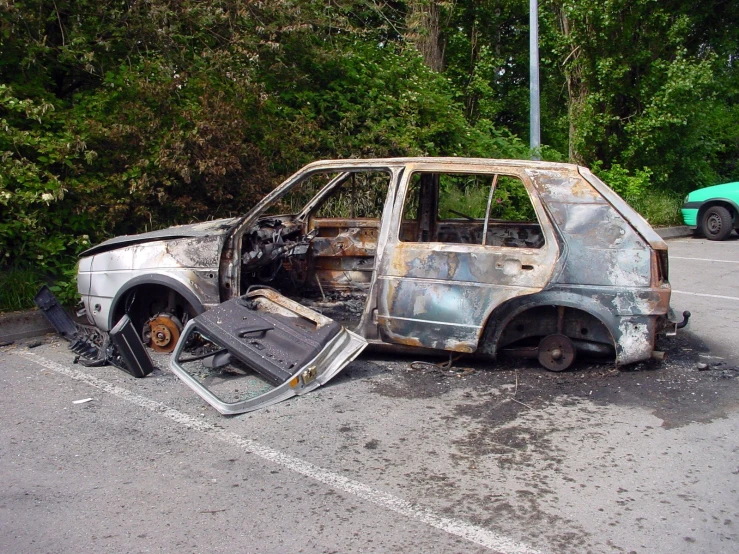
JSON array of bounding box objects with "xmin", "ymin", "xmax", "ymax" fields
[{"xmin": 299, "ymin": 157, "xmax": 581, "ymax": 172}]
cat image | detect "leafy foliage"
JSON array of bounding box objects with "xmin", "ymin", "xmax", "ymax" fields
[
  {"xmin": 437, "ymin": 174, "xmax": 537, "ymax": 222},
  {"xmin": 592, "ymin": 162, "xmax": 652, "ymax": 199},
  {"xmin": 1, "ymin": 0, "xmax": 738, "ymax": 307},
  {"xmin": 543, "ymin": 0, "xmax": 739, "ymax": 188},
  {"xmin": 0, "ymin": 85, "xmax": 94, "ymax": 272}
]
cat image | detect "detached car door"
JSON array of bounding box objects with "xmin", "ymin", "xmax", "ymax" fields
[
  {"xmin": 170, "ymin": 288, "xmax": 366, "ymax": 415},
  {"xmin": 375, "ymin": 162, "xmax": 560, "ymax": 353}
]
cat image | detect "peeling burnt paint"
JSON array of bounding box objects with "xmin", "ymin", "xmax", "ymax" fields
[
  {"xmin": 79, "ymin": 157, "xmax": 682, "ymax": 373},
  {"xmin": 616, "ymin": 317, "xmax": 656, "ymax": 365},
  {"xmin": 166, "ymin": 236, "xmax": 221, "ymax": 267},
  {"xmin": 529, "ymin": 169, "xmax": 599, "ymax": 201}
]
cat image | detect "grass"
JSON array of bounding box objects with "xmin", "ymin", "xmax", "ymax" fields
[
  {"xmin": 0, "ymin": 266, "xmax": 45, "ymax": 312},
  {"xmin": 626, "ymin": 190, "xmax": 684, "ymax": 227}
]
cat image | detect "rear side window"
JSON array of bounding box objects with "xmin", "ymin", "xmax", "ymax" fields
[{"xmin": 400, "ymin": 171, "xmax": 543, "ymax": 248}]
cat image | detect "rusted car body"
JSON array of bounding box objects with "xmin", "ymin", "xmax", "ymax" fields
[{"xmin": 78, "ymin": 158, "xmax": 680, "ymax": 386}]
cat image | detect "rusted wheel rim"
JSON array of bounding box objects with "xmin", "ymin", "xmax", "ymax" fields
[
  {"xmin": 146, "ymin": 315, "xmax": 182, "ymax": 353},
  {"xmin": 538, "ymin": 334, "xmax": 576, "ymax": 372}
]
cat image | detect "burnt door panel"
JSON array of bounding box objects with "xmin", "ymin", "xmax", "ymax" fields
[
  {"xmin": 376, "ymin": 165, "xmax": 560, "ymax": 353},
  {"xmin": 170, "ymin": 288, "xmax": 367, "ymax": 414},
  {"xmin": 376, "ymin": 244, "xmax": 557, "ymax": 352}
]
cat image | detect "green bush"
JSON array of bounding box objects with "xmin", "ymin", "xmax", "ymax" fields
[
  {"xmin": 592, "ymin": 162, "xmax": 652, "ymax": 199},
  {"xmin": 593, "ymin": 162, "xmax": 683, "ymax": 226}
]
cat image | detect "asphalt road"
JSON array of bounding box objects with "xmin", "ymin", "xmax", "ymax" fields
[
  {"xmin": 2, "ymin": 234, "xmax": 738, "ymax": 554},
  {"xmin": 667, "ymin": 235, "xmax": 739, "ymax": 361}
]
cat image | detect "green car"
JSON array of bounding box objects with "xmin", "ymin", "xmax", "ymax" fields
[{"xmin": 682, "ymin": 182, "xmax": 739, "ymax": 240}]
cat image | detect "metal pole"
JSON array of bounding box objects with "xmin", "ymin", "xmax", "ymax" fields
[{"xmin": 530, "ymin": 0, "xmax": 541, "ymax": 160}]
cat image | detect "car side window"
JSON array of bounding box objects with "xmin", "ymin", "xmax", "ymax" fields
[
  {"xmin": 312, "ymin": 171, "xmax": 388, "ymax": 219},
  {"xmin": 400, "ymin": 171, "xmax": 544, "ymax": 248},
  {"xmin": 265, "ymin": 171, "xmax": 389, "ymax": 219}
]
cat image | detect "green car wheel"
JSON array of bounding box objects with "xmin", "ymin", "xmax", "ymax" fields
[
  {"xmin": 682, "ymin": 181, "xmax": 739, "ymax": 241},
  {"xmin": 701, "ymin": 205, "xmax": 733, "ymax": 241}
]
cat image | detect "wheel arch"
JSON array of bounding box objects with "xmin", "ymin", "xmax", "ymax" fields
[
  {"xmin": 477, "ymin": 291, "xmax": 619, "ymax": 358},
  {"xmin": 697, "ymin": 199, "xmax": 739, "ymax": 226},
  {"xmin": 108, "ymin": 273, "xmax": 205, "ymax": 329}
]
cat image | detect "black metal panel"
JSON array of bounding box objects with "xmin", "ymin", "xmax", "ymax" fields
[
  {"xmin": 109, "ymin": 315, "xmax": 155, "ymax": 378},
  {"xmin": 193, "ymin": 295, "xmax": 341, "ymax": 386},
  {"xmin": 33, "ymin": 285, "xmax": 78, "ymax": 340}
]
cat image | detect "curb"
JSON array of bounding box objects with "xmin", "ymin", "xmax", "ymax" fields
[
  {"xmin": 0, "ymin": 309, "xmax": 55, "ymax": 344},
  {"xmin": 656, "ymin": 226, "xmax": 693, "ymax": 240}
]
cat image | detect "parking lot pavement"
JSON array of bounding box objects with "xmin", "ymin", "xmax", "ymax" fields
[
  {"xmin": 2, "ymin": 236, "xmax": 739, "ymax": 554},
  {"xmin": 666, "ymin": 234, "xmax": 739, "ymax": 361}
]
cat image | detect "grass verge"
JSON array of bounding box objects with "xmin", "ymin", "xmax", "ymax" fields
[
  {"xmin": 627, "ymin": 190, "xmax": 684, "ymax": 227},
  {"xmin": 0, "ymin": 267, "xmax": 46, "ymax": 312}
]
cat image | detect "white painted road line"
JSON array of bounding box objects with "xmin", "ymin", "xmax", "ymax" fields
[
  {"xmin": 13, "ymin": 350, "xmax": 545, "ymax": 554},
  {"xmin": 671, "ymin": 290, "xmax": 739, "ymax": 302},
  {"xmin": 670, "ymin": 257, "xmax": 739, "ymax": 264}
]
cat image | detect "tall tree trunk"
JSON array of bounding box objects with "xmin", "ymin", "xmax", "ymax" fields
[
  {"xmin": 554, "ymin": 4, "xmax": 587, "ymax": 164},
  {"xmin": 406, "ymin": 1, "xmax": 446, "ymax": 72}
]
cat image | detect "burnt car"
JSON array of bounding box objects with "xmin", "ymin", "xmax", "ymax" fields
[{"xmin": 77, "ymin": 158, "xmax": 684, "ymax": 412}]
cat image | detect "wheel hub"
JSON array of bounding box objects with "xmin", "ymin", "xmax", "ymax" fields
[
  {"xmin": 538, "ymin": 334, "xmax": 576, "ymax": 372},
  {"xmin": 143, "ymin": 314, "xmax": 182, "ymax": 353},
  {"xmin": 707, "ymin": 214, "xmax": 722, "ymax": 233}
]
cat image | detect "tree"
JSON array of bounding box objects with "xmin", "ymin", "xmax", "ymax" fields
[{"xmin": 544, "ymin": 0, "xmax": 739, "ymax": 188}]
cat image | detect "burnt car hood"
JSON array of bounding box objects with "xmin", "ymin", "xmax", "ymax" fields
[{"xmin": 80, "ymin": 217, "xmax": 241, "ymax": 257}]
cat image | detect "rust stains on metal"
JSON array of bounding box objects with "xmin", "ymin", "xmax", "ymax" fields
[{"xmin": 79, "ymin": 157, "xmax": 683, "ymax": 379}]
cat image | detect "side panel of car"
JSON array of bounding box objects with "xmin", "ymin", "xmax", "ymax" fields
[
  {"xmin": 477, "ymin": 287, "xmax": 665, "ymax": 365},
  {"xmin": 375, "ymin": 163, "xmax": 560, "ymax": 353},
  {"xmin": 697, "ymin": 199, "xmax": 739, "ymax": 220},
  {"xmin": 683, "ymin": 199, "xmax": 739, "ymax": 226},
  {"xmin": 524, "ymin": 168, "xmax": 669, "ymax": 363},
  {"xmin": 79, "ymin": 236, "xmax": 223, "ymax": 331},
  {"xmin": 681, "ymin": 206, "xmax": 699, "ymax": 227},
  {"xmin": 477, "ymin": 291, "xmax": 620, "ymax": 355}
]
